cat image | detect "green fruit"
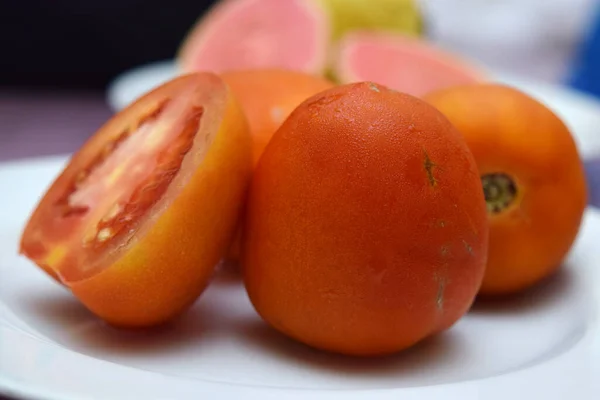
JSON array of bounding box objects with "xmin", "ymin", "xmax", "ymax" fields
[{"xmin": 318, "ymin": 0, "xmax": 424, "ymax": 40}]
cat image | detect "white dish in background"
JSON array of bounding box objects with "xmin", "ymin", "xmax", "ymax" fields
[
  {"xmin": 106, "ymin": 60, "xmax": 600, "ymax": 160},
  {"xmin": 1, "ymin": 156, "xmax": 600, "ymax": 399},
  {"xmin": 106, "ymin": 60, "xmax": 177, "ymax": 113}
]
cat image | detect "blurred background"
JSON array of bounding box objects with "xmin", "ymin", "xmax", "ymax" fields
[
  {"xmin": 0, "ymin": 0, "xmax": 217, "ymax": 90},
  {"xmin": 0, "ymin": 0, "xmax": 216, "ymax": 160},
  {"xmin": 1, "ymin": 0, "xmax": 599, "ymax": 90},
  {"xmin": 1, "ymin": 0, "xmax": 600, "ymax": 161}
]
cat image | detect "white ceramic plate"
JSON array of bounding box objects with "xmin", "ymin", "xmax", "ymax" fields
[
  {"xmin": 1, "ymin": 156, "xmax": 600, "ymax": 400},
  {"xmin": 106, "ymin": 60, "xmax": 600, "ymax": 160}
]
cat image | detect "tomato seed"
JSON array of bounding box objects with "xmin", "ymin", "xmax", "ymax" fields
[
  {"xmin": 75, "ymin": 170, "xmax": 88, "ymax": 186},
  {"xmin": 96, "ymin": 228, "xmax": 114, "ymax": 242}
]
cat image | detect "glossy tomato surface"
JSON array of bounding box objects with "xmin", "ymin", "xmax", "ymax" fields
[
  {"xmin": 20, "ymin": 73, "xmax": 252, "ymax": 327},
  {"xmin": 221, "ymin": 69, "xmax": 334, "ymax": 166},
  {"xmin": 425, "ymin": 84, "xmax": 588, "ymax": 296},
  {"xmin": 243, "ymin": 82, "xmax": 489, "ymax": 356},
  {"xmin": 220, "ymin": 68, "xmax": 334, "ymax": 262}
]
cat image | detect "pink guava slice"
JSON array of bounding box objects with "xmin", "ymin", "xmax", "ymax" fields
[
  {"xmin": 332, "ymin": 31, "xmax": 486, "ymax": 97},
  {"xmin": 178, "ymin": 0, "xmax": 330, "ymax": 75}
]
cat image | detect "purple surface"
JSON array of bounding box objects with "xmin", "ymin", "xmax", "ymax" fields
[
  {"xmin": 0, "ymin": 91, "xmax": 112, "ymax": 400},
  {"xmin": 0, "ymin": 91, "xmax": 113, "ymax": 162}
]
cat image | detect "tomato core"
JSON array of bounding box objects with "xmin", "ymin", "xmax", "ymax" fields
[{"xmin": 481, "ymin": 173, "xmax": 517, "ymax": 213}]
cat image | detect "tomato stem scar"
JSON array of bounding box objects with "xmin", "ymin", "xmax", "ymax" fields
[
  {"xmin": 423, "ymin": 150, "xmax": 437, "ymax": 187},
  {"xmin": 481, "ymin": 173, "xmax": 517, "ymax": 213}
]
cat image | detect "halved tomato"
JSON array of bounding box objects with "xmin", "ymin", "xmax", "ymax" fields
[{"xmin": 20, "ymin": 73, "xmax": 252, "ymax": 327}]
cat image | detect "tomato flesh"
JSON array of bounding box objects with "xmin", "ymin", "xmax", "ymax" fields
[
  {"xmin": 35, "ymin": 99, "xmax": 204, "ymax": 282},
  {"xmin": 19, "ymin": 72, "xmax": 253, "ymax": 327}
]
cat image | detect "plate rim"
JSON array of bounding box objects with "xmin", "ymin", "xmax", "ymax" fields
[{"xmin": 1, "ymin": 157, "xmax": 600, "ymax": 400}]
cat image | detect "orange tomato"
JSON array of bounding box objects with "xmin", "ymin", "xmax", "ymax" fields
[
  {"xmin": 20, "ymin": 73, "xmax": 252, "ymax": 327},
  {"xmin": 425, "ymin": 84, "xmax": 587, "ymax": 296},
  {"xmin": 221, "ymin": 69, "xmax": 335, "ymax": 261},
  {"xmin": 243, "ymin": 82, "xmax": 488, "ymax": 356}
]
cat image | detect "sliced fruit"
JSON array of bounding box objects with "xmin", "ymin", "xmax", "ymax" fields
[
  {"xmin": 243, "ymin": 82, "xmax": 489, "ymax": 356},
  {"xmin": 20, "ymin": 73, "xmax": 252, "ymax": 327},
  {"xmin": 425, "ymin": 84, "xmax": 588, "ymax": 296},
  {"xmin": 332, "ymin": 31, "xmax": 485, "ymax": 97},
  {"xmin": 221, "ymin": 68, "xmax": 335, "ymax": 262},
  {"xmin": 318, "ymin": 0, "xmax": 424, "ymax": 40},
  {"xmin": 178, "ymin": 0, "xmax": 330, "ymax": 75}
]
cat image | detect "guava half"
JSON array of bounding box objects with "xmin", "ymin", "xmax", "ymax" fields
[
  {"xmin": 178, "ymin": 0, "xmax": 330, "ymax": 75},
  {"xmin": 332, "ymin": 31, "xmax": 486, "ymax": 97}
]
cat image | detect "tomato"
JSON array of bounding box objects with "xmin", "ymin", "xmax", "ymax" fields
[
  {"xmin": 425, "ymin": 84, "xmax": 588, "ymax": 296},
  {"xmin": 221, "ymin": 69, "xmax": 335, "ymax": 166},
  {"xmin": 242, "ymin": 82, "xmax": 488, "ymax": 356},
  {"xmin": 220, "ymin": 69, "xmax": 335, "ymax": 262},
  {"xmin": 20, "ymin": 73, "xmax": 252, "ymax": 327}
]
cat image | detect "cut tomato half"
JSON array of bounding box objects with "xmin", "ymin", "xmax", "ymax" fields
[{"xmin": 20, "ymin": 73, "xmax": 252, "ymax": 327}]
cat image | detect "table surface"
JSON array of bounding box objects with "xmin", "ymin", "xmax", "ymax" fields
[
  {"xmin": 0, "ymin": 91, "xmax": 112, "ymax": 162},
  {"xmin": 0, "ymin": 91, "xmax": 112, "ymax": 400}
]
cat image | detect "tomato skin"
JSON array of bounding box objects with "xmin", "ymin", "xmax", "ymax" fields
[
  {"xmin": 242, "ymin": 82, "xmax": 488, "ymax": 356},
  {"xmin": 219, "ymin": 69, "xmax": 335, "ymax": 263},
  {"xmin": 20, "ymin": 73, "xmax": 253, "ymax": 327},
  {"xmin": 425, "ymin": 84, "xmax": 588, "ymax": 296},
  {"xmin": 221, "ymin": 69, "xmax": 334, "ymax": 166}
]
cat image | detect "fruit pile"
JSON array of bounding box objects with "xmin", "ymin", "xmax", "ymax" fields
[{"xmin": 19, "ymin": 0, "xmax": 587, "ymax": 357}]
